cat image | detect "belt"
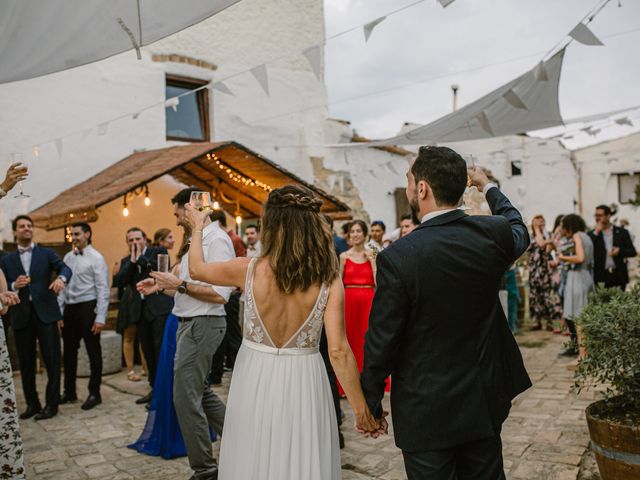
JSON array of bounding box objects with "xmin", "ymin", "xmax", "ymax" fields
[
  {"xmin": 178, "ymin": 315, "xmax": 224, "ymax": 323},
  {"xmin": 344, "ymin": 285, "xmax": 375, "ymax": 289}
]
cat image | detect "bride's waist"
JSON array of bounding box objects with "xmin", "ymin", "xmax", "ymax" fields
[{"xmin": 242, "ymin": 338, "xmax": 319, "ymax": 356}]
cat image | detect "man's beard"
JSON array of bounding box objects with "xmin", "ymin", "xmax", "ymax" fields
[{"xmin": 409, "ymin": 197, "xmax": 421, "ymax": 225}]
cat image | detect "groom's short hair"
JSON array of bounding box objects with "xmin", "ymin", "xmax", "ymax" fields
[{"xmin": 412, "ymin": 146, "xmax": 467, "ymax": 207}]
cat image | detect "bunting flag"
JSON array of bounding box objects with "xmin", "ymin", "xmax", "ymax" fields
[
  {"xmin": 303, "ymin": 45, "xmax": 322, "ymax": 81},
  {"xmin": 476, "ymin": 111, "xmax": 494, "ymax": 135},
  {"xmin": 438, "ymin": 0, "xmax": 457, "ymax": 7},
  {"xmin": 132, "ymin": 112, "xmax": 140, "ymax": 119},
  {"xmin": 165, "ymin": 97, "xmax": 180, "ymax": 111},
  {"xmin": 97, "ymin": 122, "xmax": 109, "ymax": 136},
  {"xmin": 250, "ymin": 64, "xmax": 270, "ymax": 96},
  {"xmin": 503, "ymin": 89, "xmax": 528, "ymax": 110},
  {"xmin": 212, "ymin": 81, "xmax": 234, "ymax": 96},
  {"xmin": 55, "ymin": 138, "xmax": 63, "ymax": 158},
  {"xmin": 615, "ymin": 117, "xmax": 633, "ymax": 126},
  {"xmin": 363, "ymin": 16, "xmax": 386, "ymax": 43},
  {"xmin": 32, "ymin": 145, "xmax": 40, "ymax": 158},
  {"xmin": 569, "ymin": 23, "xmax": 604, "ymax": 46}
]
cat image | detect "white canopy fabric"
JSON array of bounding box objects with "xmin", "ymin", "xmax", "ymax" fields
[
  {"xmin": 373, "ymin": 48, "xmax": 566, "ymax": 146},
  {"xmin": 0, "ymin": 0, "xmax": 241, "ymax": 84}
]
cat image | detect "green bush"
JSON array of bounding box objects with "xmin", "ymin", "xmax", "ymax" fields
[{"xmin": 574, "ymin": 285, "xmax": 640, "ymax": 416}]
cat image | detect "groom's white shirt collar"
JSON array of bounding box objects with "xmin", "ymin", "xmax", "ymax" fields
[{"xmin": 420, "ymin": 183, "xmax": 497, "ymax": 224}]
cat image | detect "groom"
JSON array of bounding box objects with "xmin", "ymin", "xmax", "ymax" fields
[{"xmin": 361, "ymin": 146, "xmax": 532, "ymax": 479}]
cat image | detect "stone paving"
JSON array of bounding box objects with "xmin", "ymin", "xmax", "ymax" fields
[{"xmin": 15, "ymin": 330, "xmax": 599, "ymax": 479}]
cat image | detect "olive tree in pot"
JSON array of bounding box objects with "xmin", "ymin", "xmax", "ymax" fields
[{"xmin": 574, "ymin": 285, "xmax": 640, "ymax": 479}]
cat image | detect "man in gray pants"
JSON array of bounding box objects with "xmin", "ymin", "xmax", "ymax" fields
[{"xmin": 139, "ymin": 188, "xmax": 235, "ymax": 480}]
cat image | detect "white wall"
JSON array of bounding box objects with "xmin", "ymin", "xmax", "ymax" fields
[
  {"xmin": 0, "ymin": 0, "xmax": 327, "ymax": 240},
  {"xmin": 575, "ymin": 132, "xmax": 640, "ymax": 240}
]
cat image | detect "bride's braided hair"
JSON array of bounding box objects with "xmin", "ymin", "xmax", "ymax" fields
[{"xmin": 260, "ymin": 185, "xmax": 339, "ymax": 293}]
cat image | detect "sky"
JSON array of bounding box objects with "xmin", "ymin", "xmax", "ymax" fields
[{"xmin": 323, "ymin": 0, "xmax": 640, "ymax": 148}]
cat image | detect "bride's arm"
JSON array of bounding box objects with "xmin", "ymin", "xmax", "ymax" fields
[
  {"xmin": 186, "ymin": 205, "xmax": 250, "ymax": 288},
  {"xmin": 324, "ymin": 278, "xmax": 379, "ymax": 433}
]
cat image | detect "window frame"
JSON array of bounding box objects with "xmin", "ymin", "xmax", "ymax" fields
[
  {"xmin": 165, "ymin": 74, "xmax": 210, "ymax": 143},
  {"xmin": 617, "ymin": 172, "xmax": 640, "ymax": 205}
]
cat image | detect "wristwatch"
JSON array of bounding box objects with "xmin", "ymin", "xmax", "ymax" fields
[{"xmin": 177, "ymin": 281, "xmax": 188, "ymax": 294}]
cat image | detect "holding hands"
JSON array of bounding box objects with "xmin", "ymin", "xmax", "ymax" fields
[{"xmin": 355, "ymin": 409, "xmax": 389, "ymax": 439}]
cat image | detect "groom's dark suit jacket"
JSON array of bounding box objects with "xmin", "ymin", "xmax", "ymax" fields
[{"xmin": 361, "ymin": 187, "xmax": 532, "ymax": 453}]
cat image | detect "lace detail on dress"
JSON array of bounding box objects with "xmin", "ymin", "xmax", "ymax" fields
[{"xmin": 243, "ymin": 258, "xmax": 329, "ymax": 350}]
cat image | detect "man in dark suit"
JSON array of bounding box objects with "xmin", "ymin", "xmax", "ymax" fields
[
  {"xmin": 0, "ymin": 215, "xmax": 72, "ymax": 420},
  {"xmin": 361, "ymin": 146, "xmax": 532, "ymax": 479},
  {"xmin": 588, "ymin": 205, "xmax": 637, "ymax": 291},
  {"xmin": 113, "ymin": 227, "xmax": 172, "ymax": 403}
]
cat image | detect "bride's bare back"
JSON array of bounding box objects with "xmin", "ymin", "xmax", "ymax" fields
[{"xmin": 249, "ymin": 259, "xmax": 325, "ymax": 348}]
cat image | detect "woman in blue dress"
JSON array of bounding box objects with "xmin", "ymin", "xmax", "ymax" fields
[{"xmin": 129, "ymin": 242, "xmax": 218, "ymax": 458}]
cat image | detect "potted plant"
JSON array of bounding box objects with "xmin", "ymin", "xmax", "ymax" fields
[{"xmin": 574, "ymin": 285, "xmax": 640, "ymax": 479}]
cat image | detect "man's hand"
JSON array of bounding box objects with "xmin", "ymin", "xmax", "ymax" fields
[
  {"xmin": 150, "ymin": 271, "xmax": 181, "ymax": 291},
  {"xmin": 91, "ymin": 323, "xmax": 104, "ymax": 335},
  {"xmin": 136, "ymin": 278, "xmax": 159, "ymax": 296},
  {"xmin": 610, "ymin": 246, "xmax": 620, "ymax": 257},
  {"xmin": 184, "ymin": 203, "xmax": 210, "ymax": 231},
  {"xmin": 467, "ymin": 166, "xmax": 490, "ymax": 192},
  {"xmin": 130, "ymin": 243, "xmax": 142, "ymax": 263},
  {"xmin": 0, "ymin": 292, "xmax": 20, "ymax": 306},
  {"xmin": 14, "ymin": 275, "xmax": 30, "ymax": 289},
  {"xmin": 1, "ymin": 163, "xmax": 28, "ymax": 193},
  {"xmin": 49, "ymin": 278, "xmax": 65, "ymax": 294},
  {"xmin": 57, "ymin": 320, "xmax": 64, "ymax": 335}
]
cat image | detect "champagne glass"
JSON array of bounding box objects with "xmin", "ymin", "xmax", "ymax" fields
[
  {"xmin": 11, "ymin": 153, "xmax": 30, "ymax": 198},
  {"xmin": 189, "ymin": 191, "xmax": 212, "ymax": 212},
  {"xmin": 460, "ymin": 154, "xmax": 475, "ymax": 211},
  {"xmin": 157, "ymin": 254, "xmax": 170, "ymax": 273}
]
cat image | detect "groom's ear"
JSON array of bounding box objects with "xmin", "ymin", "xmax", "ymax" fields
[{"xmin": 417, "ymin": 179, "xmax": 430, "ymax": 201}]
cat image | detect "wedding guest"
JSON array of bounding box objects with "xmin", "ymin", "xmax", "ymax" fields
[
  {"xmin": 528, "ymin": 215, "xmax": 562, "ymax": 331},
  {"xmin": 558, "ymin": 214, "xmax": 594, "ymax": 357},
  {"xmin": 113, "ymin": 227, "xmax": 173, "ymax": 404},
  {"xmin": 324, "ymin": 215, "xmax": 348, "ymax": 257},
  {"xmin": 0, "ymin": 162, "xmax": 28, "ymax": 479},
  {"xmin": 0, "ymin": 215, "xmax": 71, "ymax": 420},
  {"xmin": 210, "ymin": 210, "xmax": 242, "ymax": 382},
  {"xmin": 114, "ymin": 256, "xmax": 143, "ymax": 382},
  {"xmin": 588, "ymin": 205, "xmax": 637, "ymax": 291},
  {"xmin": 222, "ymin": 215, "xmax": 246, "ymax": 258},
  {"xmin": 59, "ymin": 223, "xmax": 110, "ymax": 410},
  {"xmin": 139, "ymin": 188, "xmax": 234, "ymax": 480},
  {"xmin": 400, "ymin": 213, "xmax": 418, "ymax": 237},
  {"xmin": 152, "ymin": 228, "xmax": 175, "ymax": 250},
  {"xmin": 367, "ymin": 220, "xmax": 385, "ymax": 252},
  {"xmin": 245, "ymin": 224, "xmax": 262, "ymax": 258},
  {"xmin": 339, "ymin": 220, "xmax": 380, "ymax": 396}
]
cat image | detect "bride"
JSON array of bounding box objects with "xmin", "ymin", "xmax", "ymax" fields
[{"xmin": 185, "ymin": 185, "xmax": 383, "ymax": 479}]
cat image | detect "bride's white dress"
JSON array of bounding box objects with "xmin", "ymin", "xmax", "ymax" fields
[{"xmin": 218, "ymin": 258, "xmax": 341, "ymax": 480}]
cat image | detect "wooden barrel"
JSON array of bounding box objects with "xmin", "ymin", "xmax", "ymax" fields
[{"xmin": 586, "ymin": 400, "xmax": 640, "ymax": 479}]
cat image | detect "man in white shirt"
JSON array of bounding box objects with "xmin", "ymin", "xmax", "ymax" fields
[
  {"xmin": 59, "ymin": 223, "xmax": 110, "ymax": 410},
  {"xmin": 367, "ymin": 220, "xmax": 386, "ymax": 253},
  {"xmin": 138, "ymin": 188, "xmax": 234, "ymax": 480},
  {"xmin": 245, "ymin": 224, "xmax": 262, "ymax": 258}
]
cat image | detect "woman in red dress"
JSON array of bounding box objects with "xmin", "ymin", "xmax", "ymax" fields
[{"xmin": 338, "ymin": 220, "xmax": 379, "ymax": 396}]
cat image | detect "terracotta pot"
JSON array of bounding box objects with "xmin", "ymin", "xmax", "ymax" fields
[{"xmin": 586, "ymin": 400, "xmax": 640, "ymax": 479}]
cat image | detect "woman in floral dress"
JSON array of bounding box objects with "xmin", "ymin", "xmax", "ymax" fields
[{"xmin": 528, "ymin": 215, "xmax": 563, "ymax": 330}]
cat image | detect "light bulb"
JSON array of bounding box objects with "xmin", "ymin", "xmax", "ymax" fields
[
  {"xmin": 213, "ymin": 201, "xmax": 220, "ymax": 210},
  {"xmin": 144, "ymin": 196, "xmax": 151, "ymax": 206},
  {"xmin": 123, "ymin": 207, "xmax": 129, "ymax": 217},
  {"xmin": 235, "ymin": 215, "xmax": 242, "ymax": 225}
]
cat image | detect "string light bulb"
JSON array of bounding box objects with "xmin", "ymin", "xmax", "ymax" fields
[
  {"xmin": 122, "ymin": 197, "xmax": 129, "ymax": 217},
  {"xmin": 144, "ymin": 185, "xmax": 151, "ymax": 206},
  {"xmin": 213, "ymin": 201, "xmax": 220, "ymax": 210},
  {"xmin": 235, "ymin": 215, "xmax": 242, "ymax": 225}
]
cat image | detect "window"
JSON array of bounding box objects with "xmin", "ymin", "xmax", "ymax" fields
[
  {"xmin": 510, "ymin": 160, "xmax": 523, "ymax": 176},
  {"xmin": 618, "ymin": 172, "xmax": 640, "ymax": 204},
  {"xmin": 165, "ymin": 75, "xmax": 210, "ymax": 142}
]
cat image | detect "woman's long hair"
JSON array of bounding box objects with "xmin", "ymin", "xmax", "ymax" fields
[
  {"xmin": 152, "ymin": 228, "xmax": 171, "ymax": 247},
  {"xmin": 176, "ymin": 227, "xmax": 190, "ymax": 262},
  {"xmin": 261, "ymin": 185, "xmax": 339, "ymax": 294}
]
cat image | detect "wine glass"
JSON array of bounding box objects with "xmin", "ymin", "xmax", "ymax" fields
[
  {"xmin": 189, "ymin": 191, "xmax": 212, "ymax": 211},
  {"xmin": 459, "ymin": 154, "xmax": 475, "ymax": 211},
  {"xmin": 157, "ymin": 254, "xmax": 170, "ymax": 273},
  {"xmin": 11, "ymin": 153, "xmax": 30, "ymax": 198}
]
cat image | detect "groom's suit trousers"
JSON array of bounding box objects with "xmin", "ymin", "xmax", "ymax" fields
[
  {"xmin": 174, "ymin": 315, "xmax": 227, "ymax": 479},
  {"xmin": 402, "ymin": 433, "xmax": 505, "ymax": 480}
]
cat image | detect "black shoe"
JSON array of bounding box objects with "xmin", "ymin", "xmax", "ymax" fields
[
  {"xmin": 558, "ymin": 348, "xmax": 578, "ymax": 357},
  {"xmin": 136, "ymin": 391, "xmax": 153, "ymax": 404},
  {"xmin": 339, "ymin": 431, "xmax": 345, "ymax": 449},
  {"xmin": 34, "ymin": 405, "xmax": 58, "ymax": 420},
  {"xmin": 59, "ymin": 392, "xmax": 78, "ymax": 404},
  {"xmin": 20, "ymin": 404, "xmax": 42, "ymax": 420},
  {"xmin": 210, "ymin": 377, "xmax": 222, "ymax": 386},
  {"xmin": 81, "ymin": 395, "xmax": 101, "ymax": 410}
]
